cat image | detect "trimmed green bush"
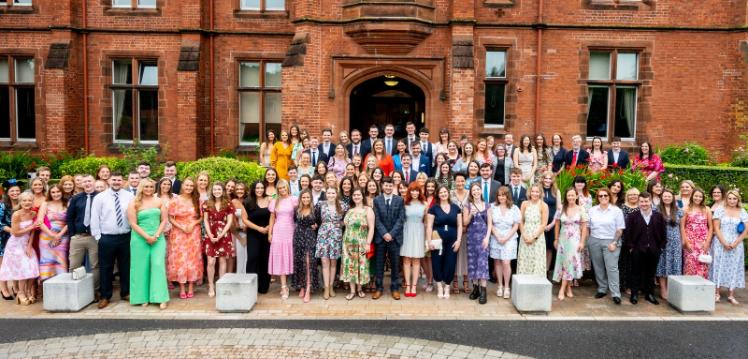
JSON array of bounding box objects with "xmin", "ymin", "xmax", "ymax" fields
[
  {"xmin": 658, "ymin": 143, "xmax": 712, "ymax": 166},
  {"xmin": 58, "ymin": 156, "xmax": 128, "ymax": 177},
  {"xmin": 179, "ymin": 157, "xmax": 266, "ymax": 185},
  {"xmin": 662, "ymin": 164, "xmax": 748, "ymax": 195}
]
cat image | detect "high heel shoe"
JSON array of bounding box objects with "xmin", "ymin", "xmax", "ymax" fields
[
  {"xmin": 2, "ymin": 292, "xmax": 14, "ymax": 301},
  {"xmin": 281, "ymin": 285, "xmax": 289, "ymax": 300},
  {"xmin": 16, "ymin": 296, "xmax": 30, "ymax": 306}
]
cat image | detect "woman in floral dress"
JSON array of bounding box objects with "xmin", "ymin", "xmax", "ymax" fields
[
  {"xmin": 0, "ymin": 192, "xmax": 39, "ymax": 305},
  {"xmin": 340, "ymin": 188, "xmax": 375, "ymax": 300},
  {"xmin": 315, "ymin": 187, "xmax": 347, "ymax": 300},
  {"xmin": 552, "ymin": 188, "xmax": 588, "ymax": 300},
  {"xmin": 587, "ymin": 137, "xmax": 608, "ymax": 173},
  {"xmin": 655, "ymin": 189, "xmax": 683, "ymax": 300},
  {"xmin": 37, "ymin": 184, "xmax": 70, "ymax": 280},
  {"xmin": 709, "ymin": 189, "xmax": 747, "ymax": 304},
  {"xmin": 681, "ymin": 188, "xmax": 712, "ymax": 279},
  {"xmin": 292, "ymin": 190, "xmax": 319, "ymax": 303},
  {"xmin": 168, "ymin": 178, "xmax": 203, "ymax": 299},
  {"xmin": 203, "ymin": 182, "xmax": 234, "ymax": 297},
  {"xmin": 518, "ymin": 184, "xmax": 549, "ymax": 276},
  {"xmin": 463, "ymin": 182, "xmax": 492, "ymax": 304}
]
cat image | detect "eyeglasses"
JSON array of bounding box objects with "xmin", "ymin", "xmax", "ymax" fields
[{"xmin": 597, "ymin": 194, "xmax": 609, "ymax": 198}]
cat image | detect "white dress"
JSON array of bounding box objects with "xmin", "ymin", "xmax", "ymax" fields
[
  {"xmin": 489, "ymin": 204, "xmax": 520, "ymax": 260},
  {"xmin": 233, "ymin": 207, "xmax": 247, "ymax": 274},
  {"xmin": 518, "ymin": 151, "xmax": 534, "ymax": 185},
  {"xmin": 709, "ymin": 208, "xmax": 748, "ymax": 290},
  {"xmin": 400, "ymin": 202, "xmax": 426, "ymax": 258}
]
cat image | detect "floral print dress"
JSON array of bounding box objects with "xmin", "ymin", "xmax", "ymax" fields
[
  {"xmin": 315, "ymin": 202, "xmax": 348, "ymax": 259},
  {"xmin": 466, "ymin": 204, "xmax": 489, "ymax": 280},
  {"xmin": 340, "ymin": 208, "xmax": 370, "ymax": 285},
  {"xmin": 167, "ymin": 198, "xmax": 203, "ymax": 283},
  {"xmin": 518, "ymin": 201, "xmax": 546, "ymax": 275},
  {"xmin": 552, "ymin": 207, "xmax": 588, "ymax": 282},
  {"xmin": 709, "ymin": 208, "xmax": 747, "ymax": 289},
  {"xmin": 203, "ymin": 204, "xmax": 235, "ymax": 257},
  {"xmin": 656, "ymin": 210, "xmax": 683, "ymax": 277},
  {"xmin": 683, "ymin": 210, "xmax": 710, "ymax": 279}
]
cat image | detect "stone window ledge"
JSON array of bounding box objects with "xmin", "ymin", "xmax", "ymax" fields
[
  {"xmin": 586, "ymin": 0, "xmax": 653, "ymax": 9},
  {"xmin": 484, "ymin": 0, "xmax": 515, "ymax": 7},
  {"xmin": 233, "ymin": 10, "xmax": 289, "ymax": 19},
  {"xmin": 0, "ymin": 5, "xmax": 36, "ymax": 14},
  {"xmin": 104, "ymin": 8, "xmax": 161, "ymax": 17}
]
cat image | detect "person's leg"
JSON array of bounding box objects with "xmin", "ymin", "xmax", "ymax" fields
[
  {"xmin": 320, "ymin": 257, "xmax": 330, "ymax": 296},
  {"xmin": 129, "ymin": 233, "xmax": 148, "ymax": 305},
  {"xmin": 431, "ymin": 249, "xmax": 443, "ymax": 292},
  {"xmin": 329, "ymin": 259, "xmax": 337, "ymax": 291},
  {"xmin": 116, "ymin": 234, "xmax": 131, "ymax": 298},
  {"xmin": 304, "ymin": 253, "xmax": 312, "ymax": 302},
  {"xmin": 443, "ymin": 244, "xmax": 458, "ymax": 292},
  {"xmin": 374, "ymin": 243, "xmax": 386, "ymax": 291},
  {"xmin": 658, "ymin": 276, "xmax": 668, "ymax": 299},
  {"xmin": 207, "ymin": 256, "xmax": 217, "ymax": 296},
  {"xmin": 603, "ymin": 242, "xmax": 621, "ymax": 299},
  {"xmin": 84, "ymin": 235, "xmax": 100, "ymax": 293},
  {"xmin": 642, "ymin": 252, "xmax": 658, "ymax": 297},
  {"xmin": 412, "ymin": 259, "xmax": 420, "ymax": 295},
  {"xmin": 388, "ymin": 243, "xmax": 401, "ymax": 292},
  {"xmin": 97, "ymin": 235, "xmax": 115, "ymax": 300},
  {"xmin": 218, "ymin": 257, "xmax": 227, "ymax": 280},
  {"xmin": 403, "ymin": 257, "xmax": 411, "ymax": 292},
  {"xmin": 588, "ymin": 238, "xmax": 608, "ymax": 295},
  {"xmin": 502, "ymin": 260, "xmax": 512, "ymax": 289},
  {"xmin": 629, "ymin": 251, "xmax": 643, "ymax": 299}
]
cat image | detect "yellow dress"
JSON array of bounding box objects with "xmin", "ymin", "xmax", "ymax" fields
[{"xmin": 271, "ymin": 142, "xmax": 294, "ymax": 180}]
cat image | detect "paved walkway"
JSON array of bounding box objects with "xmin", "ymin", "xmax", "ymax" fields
[{"xmin": 2, "ymin": 278, "xmax": 747, "ymax": 320}]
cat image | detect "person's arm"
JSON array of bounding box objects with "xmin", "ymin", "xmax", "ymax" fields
[
  {"xmin": 90, "ymin": 195, "xmax": 103, "ymax": 240},
  {"xmin": 11, "ymin": 212, "xmax": 35, "ymax": 237},
  {"xmin": 270, "ymin": 143, "xmax": 278, "ymax": 168},
  {"xmin": 425, "ymin": 213, "xmax": 435, "ymax": 249},
  {"xmin": 366, "ymin": 207, "xmax": 375, "ymax": 246},
  {"xmin": 518, "ymin": 202, "xmax": 527, "ymax": 241},
  {"xmin": 373, "ymin": 201, "xmax": 388, "ymax": 237},
  {"xmin": 65, "ymin": 196, "xmax": 78, "ymax": 236},
  {"xmin": 153, "ymin": 200, "xmax": 168, "ymax": 240},
  {"xmin": 220, "ymin": 209, "xmax": 234, "ymax": 239},
  {"xmin": 535, "ymin": 203, "xmax": 549, "ymax": 241},
  {"xmin": 267, "ymin": 211, "xmax": 276, "ymax": 243},
  {"xmin": 391, "ymin": 199, "xmax": 405, "ymax": 240},
  {"xmin": 36, "ymin": 202, "xmax": 55, "ymax": 237},
  {"xmin": 553, "ymin": 217, "xmax": 561, "ymax": 250},
  {"xmin": 712, "ymin": 213, "xmax": 728, "ymax": 249},
  {"xmin": 203, "ymin": 209, "xmax": 215, "ymax": 242},
  {"xmin": 680, "ymin": 210, "xmax": 691, "ymax": 251},
  {"xmin": 704, "ymin": 208, "xmax": 713, "ymax": 251},
  {"xmin": 579, "ymin": 218, "xmax": 589, "ymax": 252},
  {"xmin": 463, "ymin": 205, "xmax": 474, "ymax": 227},
  {"xmin": 530, "ymin": 149, "xmax": 537, "ymax": 174},
  {"xmin": 127, "ymin": 202, "xmax": 152, "ymax": 243},
  {"xmin": 513, "ymin": 150, "xmax": 520, "ymax": 168},
  {"xmin": 601, "ymin": 152, "xmax": 608, "ymax": 170},
  {"xmin": 453, "ymin": 208, "xmax": 463, "ymax": 251},
  {"xmin": 483, "ymin": 207, "xmax": 492, "ymax": 249}
]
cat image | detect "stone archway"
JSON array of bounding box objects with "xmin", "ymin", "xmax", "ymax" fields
[{"xmin": 349, "ymin": 74, "xmax": 426, "ymax": 138}]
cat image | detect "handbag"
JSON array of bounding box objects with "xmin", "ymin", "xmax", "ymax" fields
[
  {"xmin": 367, "ymin": 243, "xmax": 375, "ymax": 259},
  {"xmin": 737, "ymin": 222, "xmax": 745, "ymax": 234},
  {"xmin": 698, "ymin": 254, "xmax": 712, "ymax": 264},
  {"xmin": 428, "ymin": 231, "xmax": 443, "ymax": 256}
]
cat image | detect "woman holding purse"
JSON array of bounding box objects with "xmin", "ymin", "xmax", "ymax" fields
[{"xmin": 426, "ymin": 185, "xmax": 463, "ymax": 299}]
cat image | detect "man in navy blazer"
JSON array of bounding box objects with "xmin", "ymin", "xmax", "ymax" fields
[
  {"xmin": 372, "ymin": 178, "xmax": 406, "ymax": 300},
  {"xmin": 317, "ymin": 128, "xmax": 336, "ymax": 159},
  {"xmin": 563, "ymin": 135, "xmax": 590, "ymax": 169},
  {"xmin": 399, "ymin": 153, "xmax": 419, "ymax": 184},
  {"xmin": 418, "ymin": 127, "xmax": 434, "ymax": 163},
  {"xmin": 507, "ymin": 169, "xmax": 527, "ymax": 204},
  {"xmin": 410, "ymin": 142, "xmax": 432, "ymax": 175},
  {"xmin": 383, "ymin": 124, "xmax": 398, "ymax": 155},
  {"xmin": 607, "ymin": 138, "xmax": 630, "ymax": 170},
  {"xmin": 362, "ymin": 124, "xmax": 379, "ymax": 155},
  {"xmin": 306, "ymin": 138, "xmax": 329, "ymax": 167},
  {"xmin": 346, "ymin": 129, "xmax": 368, "ymax": 159}
]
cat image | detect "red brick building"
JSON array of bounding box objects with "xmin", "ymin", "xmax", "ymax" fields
[{"xmin": 1, "ymin": 0, "xmax": 746, "ymax": 161}]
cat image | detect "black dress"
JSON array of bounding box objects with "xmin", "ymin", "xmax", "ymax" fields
[
  {"xmin": 543, "ymin": 188, "xmax": 557, "ymax": 251},
  {"xmin": 292, "ymin": 212, "xmax": 321, "ymax": 291},
  {"xmin": 246, "ymin": 205, "xmax": 271, "ymax": 294}
]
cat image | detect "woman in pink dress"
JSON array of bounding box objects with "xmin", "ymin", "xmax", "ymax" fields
[
  {"xmin": 168, "ymin": 177, "xmax": 203, "ymax": 299},
  {"xmin": 681, "ymin": 188, "xmax": 713, "ymax": 279},
  {"xmin": 631, "ymin": 141, "xmax": 665, "ymax": 182},
  {"xmin": 0, "ymin": 192, "xmax": 39, "ymax": 305},
  {"xmin": 37, "ymin": 184, "xmax": 70, "ymax": 280},
  {"xmin": 587, "ymin": 137, "xmax": 608, "ymax": 173},
  {"xmin": 268, "ymin": 180, "xmax": 297, "ymax": 299},
  {"xmin": 327, "ymin": 144, "xmax": 350, "ymax": 181}
]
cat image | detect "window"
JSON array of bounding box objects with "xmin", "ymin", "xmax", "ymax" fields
[
  {"xmin": 111, "ymin": 59, "xmax": 159, "ymax": 143},
  {"xmin": 112, "ymin": 0, "xmax": 156, "ymax": 8},
  {"xmin": 0, "ymin": 57, "xmax": 35, "ymax": 142},
  {"xmin": 239, "ymin": 61, "xmax": 281, "ymax": 145},
  {"xmin": 0, "ymin": 0, "xmax": 33, "ymax": 7},
  {"xmin": 240, "ymin": 0, "xmax": 285, "ymax": 11},
  {"xmin": 586, "ymin": 50, "xmax": 639, "ymax": 139},
  {"xmin": 484, "ymin": 49, "xmax": 507, "ymax": 127}
]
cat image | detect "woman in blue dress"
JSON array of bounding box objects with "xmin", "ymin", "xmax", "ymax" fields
[
  {"xmin": 709, "ymin": 189, "xmax": 748, "ymax": 305},
  {"xmin": 655, "ymin": 189, "xmax": 683, "ymax": 300},
  {"xmin": 463, "ymin": 182, "xmax": 492, "ymax": 304},
  {"xmin": 426, "ymin": 185, "xmax": 463, "ymax": 299}
]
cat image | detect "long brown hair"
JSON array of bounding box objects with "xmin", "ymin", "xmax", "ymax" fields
[
  {"xmin": 658, "ymin": 188, "xmax": 679, "ymax": 224},
  {"xmin": 206, "ymin": 181, "xmax": 229, "ymax": 211},
  {"xmin": 180, "ymin": 177, "xmax": 201, "ymax": 218},
  {"xmin": 296, "ymin": 189, "xmax": 314, "ymax": 218},
  {"xmin": 495, "ymin": 186, "xmax": 513, "ymax": 208},
  {"xmin": 45, "ymin": 183, "xmax": 69, "ymax": 208},
  {"xmin": 561, "ymin": 187, "xmax": 579, "ymax": 217}
]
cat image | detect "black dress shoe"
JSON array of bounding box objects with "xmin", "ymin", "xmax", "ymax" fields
[
  {"xmin": 645, "ymin": 294, "xmax": 659, "ymax": 305},
  {"xmin": 469, "ymin": 284, "xmax": 480, "ymax": 300},
  {"xmin": 594, "ymin": 292, "xmax": 607, "ymax": 299},
  {"xmin": 613, "ymin": 297, "xmax": 621, "ymax": 305},
  {"xmin": 630, "ymin": 295, "xmax": 638, "ymax": 304}
]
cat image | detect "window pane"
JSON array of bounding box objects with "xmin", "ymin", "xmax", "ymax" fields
[
  {"xmin": 239, "ymin": 92, "xmax": 260, "ymax": 143},
  {"xmin": 137, "ymin": 0, "xmax": 156, "ymax": 8},
  {"xmin": 0, "ymin": 59, "xmax": 8, "ymax": 83},
  {"xmin": 486, "ymin": 51, "xmax": 506, "ymax": 78},
  {"xmin": 615, "ymin": 87, "xmax": 637, "ymax": 138},
  {"xmin": 266, "ymin": 0, "xmax": 285, "ymax": 10},
  {"xmin": 265, "ymin": 92, "xmax": 282, "ymax": 135},
  {"xmin": 14, "ymin": 0, "xmax": 32, "ymax": 5},
  {"xmin": 484, "ymin": 83, "xmax": 505, "ymax": 126},
  {"xmin": 0, "ymin": 87, "xmax": 9, "ymax": 138},
  {"xmin": 589, "ymin": 52, "xmax": 611, "ymax": 81},
  {"xmin": 113, "ymin": 89, "xmax": 134, "ymax": 141},
  {"xmin": 239, "ymin": 62, "xmax": 260, "ymax": 88},
  {"xmin": 265, "ymin": 63, "xmax": 281, "ymax": 88},
  {"xmin": 616, "ymin": 53, "xmax": 638, "ymax": 80},
  {"xmin": 139, "ymin": 90, "xmax": 158, "ymax": 141},
  {"xmin": 14, "ymin": 59, "xmax": 34, "ymax": 84},
  {"xmin": 240, "ymin": 0, "xmax": 260, "ymax": 10},
  {"xmin": 586, "ymin": 86, "xmax": 609, "ymax": 137},
  {"xmin": 113, "ymin": 60, "xmax": 132, "ymax": 84},
  {"xmin": 112, "ymin": 0, "xmax": 130, "ymax": 7},
  {"xmin": 138, "ymin": 61, "xmax": 158, "ymax": 86},
  {"xmin": 15, "ymin": 87, "xmax": 35, "ymax": 139}
]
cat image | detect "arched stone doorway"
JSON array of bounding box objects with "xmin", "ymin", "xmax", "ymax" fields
[{"xmin": 349, "ymin": 74, "xmax": 425, "ymax": 138}]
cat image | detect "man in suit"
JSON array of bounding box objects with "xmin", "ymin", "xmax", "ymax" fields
[
  {"xmin": 310, "ymin": 175, "xmax": 326, "ymax": 206},
  {"xmin": 318, "ymin": 128, "xmax": 336, "ymax": 159},
  {"xmin": 66, "ymin": 174, "xmax": 100, "ymax": 298},
  {"xmin": 136, "ymin": 161, "xmax": 151, "ymax": 180},
  {"xmin": 563, "ymin": 135, "xmax": 590, "ymax": 169},
  {"xmin": 624, "ymin": 192, "xmax": 666, "ymax": 305},
  {"xmin": 306, "ymin": 138, "xmax": 328, "ymax": 167},
  {"xmin": 503, "ymin": 134, "xmax": 516, "ymax": 159},
  {"xmin": 403, "ymin": 121, "xmax": 418, "ymax": 155},
  {"xmin": 126, "ymin": 171, "xmax": 140, "ymax": 195},
  {"xmin": 479, "ymin": 163, "xmax": 501, "ymax": 203},
  {"xmin": 399, "ymin": 153, "xmax": 418, "ymax": 184},
  {"xmin": 383, "ymin": 123, "xmax": 398, "ymax": 155},
  {"xmin": 364, "ymin": 124, "xmax": 379, "ymax": 154},
  {"xmin": 410, "ymin": 142, "xmax": 432, "ymax": 175},
  {"xmin": 163, "ymin": 161, "xmax": 181, "ymax": 194},
  {"xmin": 607, "ymin": 137, "xmax": 630, "ymax": 170},
  {"xmin": 372, "ymin": 177, "xmax": 406, "ymax": 300},
  {"xmin": 346, "ymin": 129, "xmax": 367, "ymax": 159},
  {"xmin": 507, "ymin": 169, "xmax": 527, "ymax": 204},
  {"xmin": 419, "ymin": 127, "xmax": 434, "ymax": 164}
]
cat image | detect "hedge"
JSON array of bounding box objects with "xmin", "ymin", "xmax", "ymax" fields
[
  {"xmin": 662, "ymin": 164, "xmax": 748, "ymax": 195},
  {"xmin": 178, "ymin": 157, "xmax": 266, "ymax": 185}
]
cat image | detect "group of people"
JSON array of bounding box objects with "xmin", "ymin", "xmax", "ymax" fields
[{"xmin": 0, "ymin": 122, "xmax": 745, "ymax": 310}]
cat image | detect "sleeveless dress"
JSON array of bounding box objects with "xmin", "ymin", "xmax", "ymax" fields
[
  {"xmin": 268, "ymin": 197, "xmax": 298, "ymax": 275},
  {"xmin": 203, "ymin": 204, "xmax": 236, "ymax": 257},
  {"xmin": 709, "ymin": 208, "xmax": 747, "ymax": 289},
  {"xmin": 542, "ymin": 188, "xmax": 557, "ymax": 251},
  {"xmin": 683, "ymin": 210, "xmax": 710, "ymax": 279},
  {"xmin": 588, "ymin": 150, "xmax": 606, "ymax": 172},
  {"xmin": 246, "ymin": 204, "xmax": 271, "ymax": 293},
  {"xmin": 0, "ymin": 220, "xmax": 39, "ymax": 280},
  {"xmin": 167, "ymin": 198, "xmax": 203, "ymax": 283},
  {"xmin": 315, "ymin": 202, "xmax": 347, "ymax": 259},
  {"xmin": 655, "ymin": 210, "xmax": 683, "ymax": 277},
  {"xmin": 518, "ymin": 151, "xmax": 535, "ymax": 185},
  {"xmin": 489, "ymin": 204, "xmax": 520, "ymax": 260},
  {"xmin": 341, "ymin": 208, "xmax": 370, "ymax": 284},
  {"xmin": 518, "ymin": 201, "xmax": 546, "ymax": 275},
  {"xmin": 233, "ymin": 206, "xmax": 248, "ymax": 274},
  {"xmin": 400, "ymin": 202, "xmax": 426, "ymax": 258},
  {"xmin": 271, "ymin": 142, "xmax": 294, "ymax": 180},
  {"xmin": 292, "ymin": 211, "xmax": 320, "ymax": 291},
  {"xmin": 38, "ymin": 207, "xmax": 70, "ymax": 280},
  {"xmin": 466, "ymin": 203, "xmax": 490, "ymax": 280},
  {"xmin": 552, "ymin": 208, "xmax": 588, "ymax": 282},
  {"xmin": 130, "ymin": 207, "xmax": 169, "ymax": 305},
  {"xmin": 450, "ymin": 191, "xmax": 470, "ymax": 278}
]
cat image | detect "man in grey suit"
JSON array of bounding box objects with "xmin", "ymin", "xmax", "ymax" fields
[
  {"xmin": 372, "ymin": 177, "xmax": 405, "ymax": 300},
  {"xmin": 478, "ymin": 163, "xmax": 501, "ymax": 203}
]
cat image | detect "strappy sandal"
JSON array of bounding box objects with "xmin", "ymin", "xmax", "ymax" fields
[
  {"xmin": 357, "ymin": 290, "xmax": 365, "ymax": 298},
  {"xmin": 345, "ymin": 292, "xmax": 355, "ymax": 300},
  {"xmin": 727, "ymin": 296, "xmax": 740, "ymax": 305}
]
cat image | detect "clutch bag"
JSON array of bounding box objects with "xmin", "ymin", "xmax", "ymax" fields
[
  {"xmin": 71, "ymin": 266, "xmax": 87, "ymax": 280},
  {"xmin": 697, "ymin": 254, "xmax": 712, "ymax": 264},
  {"xmin": 737, "ymin": 222, "xmax": 745, "ymax": 234}
]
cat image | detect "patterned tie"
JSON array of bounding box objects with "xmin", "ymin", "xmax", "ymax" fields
[
  {"xmin": 83, "ymin": 193, "xmax": 92, "ymax": 227},
  {"xmin": 113, "ymin": 191, "xmax": 124, "ymax": 228}
]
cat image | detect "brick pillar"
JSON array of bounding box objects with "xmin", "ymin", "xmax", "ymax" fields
[
  {"xmin": 281, "ymin": 26, "xmax": 323, "ymax": 135},
  {"xmin": 171, "ymin": 36, "xmax": 201, "ymax": 161},
  {"xmin": 449, "ymin": 27, "xmax": 476, "ymax": 141}
]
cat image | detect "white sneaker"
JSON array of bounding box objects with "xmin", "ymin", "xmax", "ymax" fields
[
  {"xmin": 436, "ymin": 283, "xmax": 444, "ymax": 299},
  {"xmin": 503, "ymin": 288, "xmax": 511, "ymax": 299}
]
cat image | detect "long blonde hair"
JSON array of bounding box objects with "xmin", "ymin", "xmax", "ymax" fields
[{"xmin": 133, "ymin": 178, "xmax": 156, "ymax": 210}]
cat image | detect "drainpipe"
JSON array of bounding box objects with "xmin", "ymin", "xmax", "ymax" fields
[
  {"xmin": 533, "ymin": 0, "xmax": 544, "ymax": 134},
  {"xmin": 82, "ymin": 0, "xmax": 89, "ymax": 152},
  {"xmin": 209, "ymin": 0, "xmax": 215, "ymax": 154}
]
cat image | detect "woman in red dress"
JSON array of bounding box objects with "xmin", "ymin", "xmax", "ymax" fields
[
  {"xmin": 202, "ymin": 181, "xmax": 234, "ymax": 297},
  {"xmin": 631, "ymin": 141, "xmax": 665, "ymax": 182},
  {"xmin": 365, "ymin": 139, "xmax": 394, "ymax": 176}
]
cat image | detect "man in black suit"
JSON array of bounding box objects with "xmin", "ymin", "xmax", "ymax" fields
[
  {"xmin": 563, "ymin": 135, "xmax": 590, "ymax": 169},
  {"xmin": 372, "ymin": 177, "xmax": 405, "ymax": 300},
  {"xmin": 163, "ymin": 161, "xmax": 181, "ymax": 194},
  {"xmin": 410, "ymin": 142, "xmax": 432, "ymax": 175},
  {"xmin": 418, "ymin": 127, "xmax": 434, "ymax": 167},
  {"xmin": 346, "ymin": 129, "xmax": 367, "ymax": 159},
  {"xmin": 624, "ymin": 192, "xmax": 666, "ymax": 305},
  {"xmin": 318, "ymin": 128, "xmax": 336, "ymax": 159},
  {"xmin": 383, "ymin": 123, "xmax": 398, "ymax": 155},
  {"xmin": 607, "ymin": 137, "xmax": 631, "ymax": 170},
  {"xmin": 403, "ymin": 121, "xmax": 418, "ymax": 155},
  {"xmin": 363, "ymin": 124, "xmax": 379, "ymax": 154},
  {"xmin": 478, "ymin": 163, "xmax": 501, "ymax": 203},
  {"xmin": 306, "ymin": 137, "xmax": 328, "ymax": 167},
  {"xmin": 507, "ymin": 169, "xmax": 527, "ymax": 204},
  {"xmin": 310, "ymin": 175, "xmax": 326, "ymax": 206},
  {"xmin": 399, "ymin": 153, "xmax": 418, "ymax": 184}
]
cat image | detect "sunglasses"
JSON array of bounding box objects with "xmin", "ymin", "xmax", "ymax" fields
[{"xmin": 597, "ymin": 194, "xmax": 609, "ymax": 198}]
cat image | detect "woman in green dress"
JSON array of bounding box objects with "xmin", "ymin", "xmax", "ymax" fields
[
  {"xmin": 127, "ymin": 178, "xmax": 170, "ymax": 309},
  {"xmin": 340, "ymin": 188, "xmax": 375, "ymax": 300}
]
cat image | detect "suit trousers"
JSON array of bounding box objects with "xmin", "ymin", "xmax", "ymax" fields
[
  {"xmin": 98, "ymin": 233, "xmax": 131, "ymax": 300},
  {"xmin": 629, "ymin": 250, "xmax": 659, "ymax": 296},
  {"xmin": 431, "ymin": 238, "xmax": 458, "ymax": 284},
  {"xmin": 587, "ymin": 236, "xmax": 621, "ymax": 298},
  {"xmin": 375, "ymin": 240, "xmax": 401, "ymax": 291},
  {"xmin": 68, "ymin": 234, "xmax": 100, "ymax": 292}
]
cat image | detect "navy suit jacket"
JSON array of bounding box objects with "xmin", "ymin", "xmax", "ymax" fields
[
  {"xmin": 373, "ymin": 194, "xmax": 405, "ymax": 245},
  {"xmin": 317, "ymin": 142, "xmax": 336, "ymax": 159},
  {"xmin": 563, "ymin": 149, "xmax": 590, "ymax": 168},
  {"xmin": 346, "ymin": 142, "xmax": 367, "ymax": 159},
  {"xmin": 509, "ymin": 184, "xmax": 527, "ymax": 205},
  {"xmin": 607, "ymin": 149, "xmax": 630, "ymax": 170},
  {"xmin": 551, "ymin": 147, "xmax": 568, "ymax": 172},
  {"xmin": 170, "ymin": 178, "xmax": 182, "ymax": 195},
  {"xmin": 420, "ymin": 142, "xmax": 434, "ymax": 162},
  {"xmin": 382, "ymin": 137, "xmax": 398, "ymax": 156},
  {"xmin": 401, "ymin": 169, "xmax": 419, "ymax": 184},
  {"xmin": 412, "ymin": 154, "xmax": 432, "ymax": 175},
  {"xmin": 305, "ymin": 149, "xmax": 329, "ymax": 167}
]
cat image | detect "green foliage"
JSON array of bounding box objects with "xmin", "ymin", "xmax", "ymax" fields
[
  {"xmin": 0, "ymin": 151, "xmax": 38, "ymax": 180},
  {"xmin": 662, "ymin": 164, "xmax": 748, "ymax": 196},
  {"xmin": 556, "ymin": 165, "xmax": 648, "ymax": 197},
  {"xmin": 215, "ymin": 148, "xmax": 238, "ymax": 159},
  {"xmin": 730, "ymin": 147, "xmax": 748, "ymax": 168},
  {"xmin": 658, "ymin": 143, "xmax": 712, "ymax": 166},
  {"xmin": 118, "ymin": 144, "xmax": 161, "ymax": 176},
  {"xmin": 179, "ymin": 157, "xmax": 266, "ymax": 185},
  {"xmin": 58, "ymin": 156, "xmax": 127, "ymax": 177}
]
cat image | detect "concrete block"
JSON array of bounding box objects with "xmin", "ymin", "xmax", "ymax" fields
[
  {"xmin": 216, "ymin": 273, "xmax": 257, "ymax": 312},
  {"xmin": 668, "ymin": 275, "xmax": 715, "ymax": 312},
  {"xmin": 43, "ymin": 273, "xmax": 94, "ymax": 312},
  {"xmin": 511, "ymin": 274, "xmax": 552, "ymax": 313}
]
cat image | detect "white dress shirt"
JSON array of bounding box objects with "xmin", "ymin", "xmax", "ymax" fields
[
  {"xmin": 90, "ymin": 188, "xmax": 134, "ymax": 240},
  {"xmin": 411, "ymin": 155, "xmax": 421, "ymax": 172},
  {"xmin": 612, "ymin": 149, "xmax": 620, "ymax": 164},
  {"xmin": 588, "ymin": 205, "xmax": 626, "ymax": 241}
]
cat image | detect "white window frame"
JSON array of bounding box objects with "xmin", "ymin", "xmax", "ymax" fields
[{"xmin": 484, "ymin": 49, "xmax": 508, "ymax": 129}]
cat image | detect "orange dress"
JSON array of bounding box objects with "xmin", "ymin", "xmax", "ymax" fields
[
  {"xmin": 271, "ymin": 142, "xmax": 294, "ymax": 180},
  {"xmin": 366, "ymin": 153, "xmax": 395, "ymax": 177},
  {"xmin": 167, "ymin": 198, "xmax": 204, "ymax": 283}
]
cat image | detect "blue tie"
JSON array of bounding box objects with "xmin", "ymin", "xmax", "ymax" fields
[
  {"xmin": 483, "ymin": 181, "xmax": 489, "ymax": 203},
  {"xmin": 113, "ymin": 191, "xmax": 124, "ymax": 228}
]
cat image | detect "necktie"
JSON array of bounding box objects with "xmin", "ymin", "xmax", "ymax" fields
[
  {"xmin": 405, "ymin": 171, "xmax": 409, "ymax": 183},
  {"xmin": 354, "ymin": 144, "xmax": 358, "ymax": 156},
  {"xmin": 483, "ymin": 181, "xmax": 489, "ymax": 203},
  {"xmin": 113, "ymin": 191, "xmax": 124, "ymax": 228},
  {"xmin": 312, "ymin": 151, "xmax": 317, "ymax": 166},
  {"xmin": 572, "ymin": 151, "xmax": 578, "ymax": 167},
  {"xmin": 514, "ymin": 186, "xmax": 519, "ymax": 200},
  {"xmin": 386, "ymin": 139, "xmax": 391, "ymax": 154},
  {"xmin": 83, "ymin": 194, "xmax": 92, "ymax": 227},
  {"xmin": 386, "ymin": 197, "xmax": 391, "ymax": 208}
]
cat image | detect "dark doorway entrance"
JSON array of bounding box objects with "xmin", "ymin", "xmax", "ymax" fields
[{"xmin": 349, "ymin": 75, "xmax": 425, "ymax": 138}]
